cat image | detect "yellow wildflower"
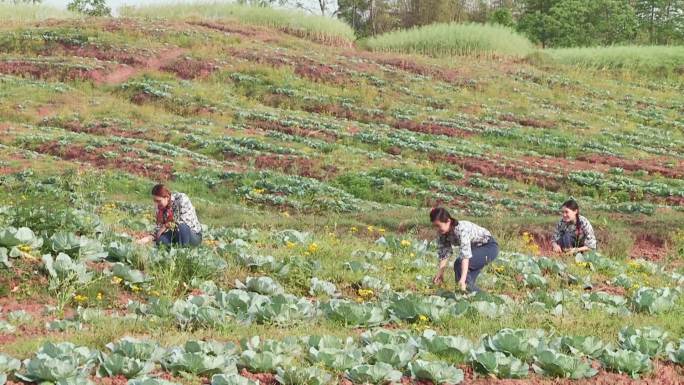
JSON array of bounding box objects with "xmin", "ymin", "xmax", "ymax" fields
[
  {"xmin": 73, "ymin": 294, "xmax": 87, "ymax": 303},
  {"xmin": 286, "ymin": 241, "xmax": 296, "ymax": 249},
  {"xmin": 350, "ymin": 227, "xmax": 358, "ymax": 233},
  {"xmin": 131, "ymin": 285, "xmax": 141, "ymax": 293},
  {"xmin": 418, "ymin": 314, "xmax": 429, "ymax": 322},
  {"xmin": 18, "ymin": 245, "xmax": 31, "ymax": 253},
  {"xmin": 253, "ymin": 188, "xmax": 265, "ymax": 195},
  {"xmin": 367, "ymin": 226, "xmax": 374, "ymax": 233},
  {"xmin": 378, "ymin": 228, "xmax": 386, "ymax": 234},
  {"xmin": 282, "ymin": 211, "xmax": 290, "ymax": 217},
  {"xmin": 400, "ymin": 240, "xmax": 411, "ymax": 248},
  {"xmin": 96, "ymin": 292, "xmax": 103, "ymax": 301},
  {"xmin": 112, "ymin": 277, "xmax": 123, "ymax": 285},
  {"xmin": 307, "ymin": 243, "xmax": 319, "ymax": 253},
  {"xmin": 358, "ymin": 288, "xmax": 374, "ymax": 298}
]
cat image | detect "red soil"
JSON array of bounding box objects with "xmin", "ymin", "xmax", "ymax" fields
[
  {"xmin": 247, "ymin": 118, "xmax": 338, "ymax": 142},
  {"xmin": 630, "ymin": 233, "xmax": 668, "ymax": 261},
  {"xmin": 500, "ymin": 114, "xmax": 556, "ymax": 129},
  {"xmin": 0, "ymin": 60, "xmax": 105, "ymax": 82},
  {"xmin": 92, "ymin": 375, "xmax": 128, "ymax": 385},
  {"xmin": 93, "ymin": 48, "xmax": 186, "ymax": 85},
  {"xmin": 160, "ymin": 57, "xmax": 217, "ymax": 80},
  {"xmin": 239, "ymin": 369, "xmax": 277, "ymax": 385},
  {"xmin": 294, "ymin": 62, "xmax": 350, "ymax": 85},
  {"xmin": 345, "ymin": 50, "xmax": 472, "ymax": 86},
  {"xmin": 42, "ymin": 118, "xmax": 148, "ymax": 139},
  {"xmin": 36, "ymin": 141, "xmax": 174, "ymax": 180},
  {"xmin": 394, "ymin": 120, "xmax": 474, "ymax": 138},
  {"xmin": 577, "ymin": 154, "xmax": 684, "ymax": 179},
  {"xmin": 430, "ymin": 154, "xmax": 563, "ymax": 192},
  {"xmin": 254, "ymin": 154, "xmax": 337, "ymax": 180},
  {"xmin": 229, "ymin": 47, "xmax": 356, "ymax": 85}
]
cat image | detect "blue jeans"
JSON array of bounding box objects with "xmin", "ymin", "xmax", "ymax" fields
[
  {"xmin": 156, "ymin": 223, "xmax": 202, "ymax": 247},
  {"xmin": 558, "ymin": 232, "xmax": 578, "ymax": 250},
  {"xmin": 454, "ymin": 239, "xmax": 499, "ymax": 293}
]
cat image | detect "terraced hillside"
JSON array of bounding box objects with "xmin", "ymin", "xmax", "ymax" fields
[{"xmin": 0, "ymin": 14, "xmax": 683, "ymax": 385}]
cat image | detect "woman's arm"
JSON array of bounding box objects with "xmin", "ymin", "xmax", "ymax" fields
[
  {"xmin": 457, "ymin": 231, "xmax": 472, "ymax": 290},
  {"xmin": 433, "ymin": 235, "xmax": 452, "ymax": 284},
  {"xmin": 433, "ymin": 258, "xmax": 449, "ymax": 284},
  {"xmin": 551, "ymin": 220, "xmax": 563, "ymax": 253},
  {"xmin": 458, "ymin": 258, "xmax": 469, "ymax": 291}
]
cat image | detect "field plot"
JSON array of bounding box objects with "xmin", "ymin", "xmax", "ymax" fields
[{"xmin": 0, "ymin": 10, "xmax": 683, "ymax": 385}]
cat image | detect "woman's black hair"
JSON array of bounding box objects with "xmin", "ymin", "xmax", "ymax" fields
[
  {"xmin": 561, "ymin": 199, "xmax": 582, "ymax": 237},
  {"xmin": 430, "ymin": 207, "xmax": 458, "ymax": 228}
]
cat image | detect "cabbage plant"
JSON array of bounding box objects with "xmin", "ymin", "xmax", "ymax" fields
[
  {"xmin": 420, "ymin": 330, "xmax": 473, "ymax": 363},
  {"xmin": 0, "ymin": 354, "xmax": 20, "ymax": 385},
  {"xmin": 275, "ymin": 366, "xmax": 332, "ymax": 385},
  {"xmin": 618, "ymin": 326, "xmax": 668, "ymax": 357},
  {"xmin": 161, "ymin": 340, "xmax": 237, "ymax": 376},
  {"xmin": 346, "ymin": 363, "xmax": 401, "ymax": 384},
  {"xmin": 600, "ymin": 349, "xmax": 652, "ymax": 378},
  {"xmin": 408, "ymin": 360, "xmax": 464, "ymax": 384},
  {"xmin": 631, "ymin": 287, "xmax": 677, "ymax": 314},
  {"xmin": 532, "ymin": 349, "xmax": 597, "ymax": 379},
  {"xmin": 471, "ymin": 351, "xmax": 529, "ymax": 379},
  {"xmin": 16, "ymin": 342, "xmax": 97, "ymax": 385}
]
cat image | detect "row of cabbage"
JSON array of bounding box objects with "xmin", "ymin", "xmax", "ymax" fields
[{"xmin": 2, "ymin": 326, "xmax": 684, "ymax": 385}]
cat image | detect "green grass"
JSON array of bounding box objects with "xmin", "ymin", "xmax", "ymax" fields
[
  {"xmin": 0, "ymin": 2, "xmax": 75, "ymax": 22},
  {"xmin": 119, "ymin": 1, "xmax": 355, "ymax": 45},
  {"xmin": 361, "ymin": 22, "xmax": 535, "ymax": 58},
  {"xmin": 545, "ymin": 45, "xmax": 684, "ymax": 74}
]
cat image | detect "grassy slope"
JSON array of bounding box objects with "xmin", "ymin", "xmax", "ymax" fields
[{"xmin": 0, "ymin": 16, "xmax": 683, "ymax": 379}]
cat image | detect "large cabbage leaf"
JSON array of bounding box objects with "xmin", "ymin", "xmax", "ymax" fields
[
  {"xmin": 408, "ymin": 360, "xmax": 464, "ymax": 384},
  {"xmin": 346, "ymin": 363, "xmax": 401, "ymax": 385},
  {"xmin": 471, "ymin": 351, "xmax": 529, "ymax": 379},
  {"xmin": 532, "ymin": 349, "xmax": 597, "ymax": 379}
]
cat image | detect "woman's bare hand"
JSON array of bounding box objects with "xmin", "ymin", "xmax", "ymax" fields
[{"xmin": 432, "ymin": 273, "xmax": 444, "ymax": 285}]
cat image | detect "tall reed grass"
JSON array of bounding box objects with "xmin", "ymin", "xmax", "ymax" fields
[
  {"xmin": 0, "ymin": 2, "xmax": 75, "ymax": 22},
  {"xmin": 120, "ymin": 1, "xmax": 354, "ymax": 46},
  {"xmin": 545, "ymin": 45, "xmax": 684, "ymax": 74},
  {"xmin": 361, "ymin": 22, "xmax": 534, "ymax": 58}
]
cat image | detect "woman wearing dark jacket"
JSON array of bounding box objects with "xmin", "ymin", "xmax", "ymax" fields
[
  {"xmin": 430, "ymin": 207, "xmax": 499, "ymax": 293},
  {"xmin": 137, "ymin": 184, "xmax": 202, "ymax": 247},
  {"xmin": 551, "ymin": 199, "xmax": 597, "ymax": 254}
]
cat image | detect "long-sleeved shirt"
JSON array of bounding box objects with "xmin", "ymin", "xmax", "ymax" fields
[
  {"xmin": 436, "ymin": 220, "xmax": 493, "ymax": 260},
  {"xmin": 552, "ymin": 215, "xmax": 597, "ymax": 249},
  {"xmin": 154, "ymin": 192, "xmax": 202, "ymax": 235}
]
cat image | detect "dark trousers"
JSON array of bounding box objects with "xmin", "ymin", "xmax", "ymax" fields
[
  {"xmin": 558, "ymin": 232, "xmax": 577, "ymax": 250},
  {"xmin": 454, "ymin": 239, "xmax": 499, "ymax": 293},
  {"xmin": 156, "ymin": 223, "xmax": 202, "ymax": 247}
]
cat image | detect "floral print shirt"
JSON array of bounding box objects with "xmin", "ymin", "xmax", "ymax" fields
[
  {"xmin": 154, "ymin": 192, "xmax": 202, "ymax": 234},
  {"xmin": 552, "ymin": 215, "xmax": 597, "ymax": 249},
  {"xmin": 437, "ymin": 220, "xmax": 494, "ymax": 260}
]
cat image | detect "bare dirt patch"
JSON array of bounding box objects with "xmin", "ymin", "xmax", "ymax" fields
[
  {"xmin": 254, "ymin": 154, "xmax": 337, "ymax": 180},
  {"xmin": 247, "ymin": 118, "xmax": 338, "ymax": 142},
  {"xmin": 630, "ymin": 233, "xmax": 668, "ymax": 261},
  {"xmin": 36, "ymin": 141, "xmax": 174, "ymax": 180},
  {"xmin": 160, "ymin": 57, "xmax": 217, "ymax": 80},
  {"xmin": 394, "ymin": 120, "xmax": 474, "ymax": 138},
  {"xmin": 577, "ymin": 154, "xmax": 684, "ymax": 179},
  {"xmin": 0, "ymin": 60, "xmax": 105, "ymax": 82},
  {"xmin": 500, "ymin": 113, "xmax": 556, "ymax": 128}
]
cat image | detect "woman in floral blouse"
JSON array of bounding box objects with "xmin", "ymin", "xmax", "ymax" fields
[
  {"xmin": 137, "ymin": 184, "xmax": 203, "ymax": 247},
  {"xmin": 551, "ymin": 199, "xmax": 597, "ymax": 254},
  {"xmin": 430, "ymin": 207, "xmax": 499, "ymax": 293}
]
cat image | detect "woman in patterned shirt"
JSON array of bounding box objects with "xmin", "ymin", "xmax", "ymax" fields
[
  {"xmin": 430, "ymin": 207, "xmax": 499, "ymax": 293},
  {"xmin": 551, "ymin": 199, "xmax": 597, "ymax": 254},
  {"xmin": 137, "ymin": 184, "xmax": 203, "ymax": 247}
]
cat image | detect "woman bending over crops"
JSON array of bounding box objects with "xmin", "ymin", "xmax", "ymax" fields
[
  {"xmin": 551, "ymin": 199, "xmax": 597, "ymax": 254},
  {"xmin": 431, "ymin": 207, "xmax": 498, "ymax": 293},
  {"xmin": 137, "ymin": 184, "xmax": 203, "ymax": 247}
]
